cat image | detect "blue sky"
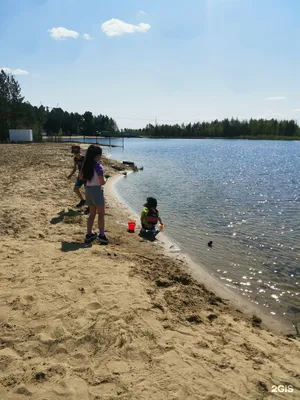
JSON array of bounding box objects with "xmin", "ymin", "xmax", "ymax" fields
[{"xmin": 1, "ymin": 0, "xmax": 300, "ymax": 129}]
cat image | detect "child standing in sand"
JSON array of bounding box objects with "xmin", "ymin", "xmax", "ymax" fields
[
  {"xmin": 140, "ymin": 197, "xmax": 163, "ymax": 240},
  {"xmin": 81, "ymin": 145, "xmax": 108, "ymax": 244},
  {"xmin": 67, "ymin": 145, "xmax": 86, "ymax": 208}
]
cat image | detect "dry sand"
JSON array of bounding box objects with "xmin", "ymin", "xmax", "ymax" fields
[{"xmin": 0, "ymin": 143, "xmax": 300, "ymax": 400}]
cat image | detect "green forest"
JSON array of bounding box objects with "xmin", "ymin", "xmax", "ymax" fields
[
  {"xmin": 1, "ymin": 69, "xmax": 300, "ymax": 141},
  {"xmin": 126, "ymin": 118, "xmax": 300, "ymax": 139},
  {"xmin": 0, "ymin": 69, "xmax": 118, "ymax": 142}
]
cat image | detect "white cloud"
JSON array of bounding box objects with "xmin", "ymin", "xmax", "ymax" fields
[
  {"xmin": 13, "ymin": 69, "xmax": 29, "ymax": 75},
  {"xmin": 48, "ymin": 27, "xmax": 79, "ymax": 40},
  {"xmin": 293, "ymin": 109, "xmax": 300, "ymax": 112},
  {"xmin": 101, "ymin": 18, "xmax": 151, "ymax": 37},
  {"xmin": 208, "ymin": 95, "xmax": 217, "ymax": 99},
  {"xmin": 138, "ymin": 10, "xmax": 147, "ymax": 16},
  {"xmin": 266, "ymin": 96, "xmax": 286, "ymax": 101},
  {"xmin": 83, "ymin": 33, "xmax": 92, "ymax": 40},
  {"xmin": 1, "ymin": 67, "xmax": 29, "ymax": 75}
]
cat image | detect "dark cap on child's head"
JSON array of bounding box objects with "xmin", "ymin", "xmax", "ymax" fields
[
  {"xmin": 144, "ymin": 197, "xmax": 157, "ymax": 208},
  {"xmin": 71, "ymin": 145, "xmax": 81, "ymax": 154}
]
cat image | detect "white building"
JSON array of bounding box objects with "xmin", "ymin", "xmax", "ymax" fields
[{"xmin": 9, "ymin": 129, "xmax": 33, "ymax": 142}]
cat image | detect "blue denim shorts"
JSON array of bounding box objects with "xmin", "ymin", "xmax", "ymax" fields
[{"xmin": 74, "ymin": 178, "xmax": 85, "ymax": 188}]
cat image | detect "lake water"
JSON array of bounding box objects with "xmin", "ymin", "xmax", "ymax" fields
[{"xmin": 71, "ymin": 138, "xmax": 300, "ymax": 325}]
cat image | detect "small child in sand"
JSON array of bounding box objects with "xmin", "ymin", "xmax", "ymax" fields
[
  {"xmin": 67, "ymin": 145, "xmax": 86, "ymax": 208},
  {"xmin": 140, "ymin": 197, "xmax": 163, "ymax": 241},
  {"xmin": 81, "ymin": 145, "xmax": 108, "ymax": 244}
]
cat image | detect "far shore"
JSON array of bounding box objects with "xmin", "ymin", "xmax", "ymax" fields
[
  {"xmin": 42, "ymin": 135, "xmax": 300, "ymax": 141},
  {"xmin": 42, "ymin": 136, "xmax": 123, "ymax": 147}
]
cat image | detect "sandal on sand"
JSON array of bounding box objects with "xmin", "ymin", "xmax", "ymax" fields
[
  {"xmin": 98, "ymin": 234, "xmax": 109, "ymax": 245},
  {"xmin": 76, "ymin": 199, "xmax": 86, "ymax": 208},
  {"xmin": 84, "ymin": 232, "xmax": 97, "ymax": 244}
]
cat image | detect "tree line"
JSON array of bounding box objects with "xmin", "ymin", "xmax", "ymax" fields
[
  {"xmin": 123, "ymin": 118, "xmax": 300, "ymax": 139},
  {"xmin": 1, "ymin": 68, "xmax": 300, "ymax": 141},
  {"xmin": 0, "ymin": 69, "xmax": 118, "ymax": 142}
]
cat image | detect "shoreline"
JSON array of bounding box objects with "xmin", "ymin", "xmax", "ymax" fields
[
  {"xmin": 106, "ymin": 173, "xmax": 294, "ymax": 335},
  {"xmin": 140, "ymin": 136, "xmax": 300, "ymax": 141},
  {"xmin": 43, "ymin": 135, "xmax": 300, "ymax": 142}
]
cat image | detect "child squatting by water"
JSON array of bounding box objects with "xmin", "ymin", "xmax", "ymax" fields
[
  {"xmin": 140, "ymin": 197, "xmax": 164, "ymax": 241},
  {"xmin": 80, "ymin": 145, "xmax": 109, "ymax": 245}
]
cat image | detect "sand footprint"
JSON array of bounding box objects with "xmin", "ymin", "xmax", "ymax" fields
[
  {"xmin": 86, "ymin": 302, "xmax": 102, "ymax": 311},
  {"xmin": 40, "ymin": 377, "xmax": 90, "ymax": 399},
  {"xmin": 0, "ymin": 348, "xmax": 21, "ymax": 370},
  {"xmin": 38, "ymin": 320, "xmax": 71, "ymax": 344}
]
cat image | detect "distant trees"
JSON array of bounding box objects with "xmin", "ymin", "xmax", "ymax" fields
[
  {"xmin": 1, "ymin": 69, "xmax": 300, "ymax": 142},
  {"xmin": 127, "ymin": 118, "xmax": 300, "ymax": 139},
  {"xmin": 0, "ymin": 70, "xmax": 50, "ymax": 141},
  {"xmin": 0, "ymin": 70, "xmax": 25, "ymax": 141},
  {"xmin": 0, "ymin": 69, "xmax": 119, "ymax": 141}
]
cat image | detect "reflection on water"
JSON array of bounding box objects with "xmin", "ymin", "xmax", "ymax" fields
[{"xmin": 85, "ymin": 138, "xmax": 300, "ymax": 324}]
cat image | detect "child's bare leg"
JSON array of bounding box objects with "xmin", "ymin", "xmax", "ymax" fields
[
  {"xmin": 74, "ymin": 186, "xmax": 84, "ymax": 201},
  {"xmin": 96, "ymin": 206, "xmax": 105, "ymax": 235},
  {"xmin": 87, "ymin": 206, "xmax": 96, "ymax": 234}
]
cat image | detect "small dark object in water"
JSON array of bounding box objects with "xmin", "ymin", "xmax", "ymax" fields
[{"xmin": 208, "ymin": 241, "xmax": 213, "ymax": 247}]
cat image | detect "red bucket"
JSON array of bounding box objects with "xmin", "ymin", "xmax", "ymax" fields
[{"xmin": 128, "ymin": 221, "xmax": 136, "ymax": 232}]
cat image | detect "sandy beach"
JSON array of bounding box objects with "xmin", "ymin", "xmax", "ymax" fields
[{"xmin": 0, "ymin": 143, "xmax": 300, "ymax": 400}]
